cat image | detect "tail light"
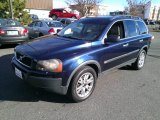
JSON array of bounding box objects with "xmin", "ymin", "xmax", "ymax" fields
[
  {"xmin": 48, "ymin": 28, "xmax": 55, "ymax": 34},
  {"xmin": 0, "ymin": 29, "xmax": 5, "ymax": 35},
  {"xmin": 20, "ymin": 28, "xmax": 28, "ymax": 36}
]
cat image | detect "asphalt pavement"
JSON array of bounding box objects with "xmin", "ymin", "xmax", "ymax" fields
[{"xmin": 0, "ymin": 32, "xmax": 160, "ymax": 120}]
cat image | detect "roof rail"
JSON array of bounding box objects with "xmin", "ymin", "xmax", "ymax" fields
[{"xmin": 112, "ymin": 15, "xmax": 141, "ymax": 20}]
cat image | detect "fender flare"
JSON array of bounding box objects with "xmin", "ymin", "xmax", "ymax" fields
[{"xmin": 66, "ymin": 60, "xmax": 101, "ymax": 88}]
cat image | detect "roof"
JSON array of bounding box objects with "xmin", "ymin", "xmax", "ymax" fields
[
  {"xmin": 78, "ymin": 15, "xmax": 143, "ymax": 25},
  {"xmin": 80, "ymin": 15, "xmax": 142, "ymax": 22}
]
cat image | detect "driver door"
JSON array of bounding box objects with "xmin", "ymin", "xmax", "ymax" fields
[{"xmin": 102, "ymin": 21, "xmax": 130, "ymax": 71}]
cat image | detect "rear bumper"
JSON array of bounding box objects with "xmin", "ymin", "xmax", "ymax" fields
[
  {"xmin": 11, "ymin": 57, "xmax": 68, "ymax": 95},
  {"xmin": 0, "ymin": 36, "xmax": 29, "ymax": 44}
]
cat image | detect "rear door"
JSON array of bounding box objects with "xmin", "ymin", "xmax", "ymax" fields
[
  {"xmin": 136, "ymin": 20, "xmax": 150, "ymax": 48},
  {"xmin": 27, "ymin": 22, "xmax": 36, "ymax": 38},
  {"xmin": 118, "ymin": 20, "xmax": 140, "ymax": 61}
]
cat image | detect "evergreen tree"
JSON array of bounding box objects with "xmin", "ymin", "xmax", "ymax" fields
[{"xmin": 0, "ymin": 0, "xmax": 31, "ymax": 25}]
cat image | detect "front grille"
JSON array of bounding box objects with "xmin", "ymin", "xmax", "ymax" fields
[{"xmin": 16, "ymin": 52, "xmax": 33, "ymax": 68}]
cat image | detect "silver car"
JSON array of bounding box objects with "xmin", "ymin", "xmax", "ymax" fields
[
  {"xmin": 0, "ymin": 19, "xmax": 29, "ymax": 46},
  {"xmin": 28, "ymin": 20, "xmax": 64, "ymax": 39}
]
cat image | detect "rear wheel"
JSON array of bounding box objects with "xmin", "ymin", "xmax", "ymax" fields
[
  {"xmin": 68, "ymin": 66, "xmax": 97, "ymax": 102},
  {"xmin": 39, "ymin": 33, "xmax": 43, "ymax": 37},
  {"xmin": 71, "ymin": 16, "xmax": 76, "ymax": 19},
  {"xmin": 52, "ymin": 15, "xmax": 58, "ymax": 20},
  {"xmin": 132, "ymin": 50, "xmax": 146, "ymax": 70}
]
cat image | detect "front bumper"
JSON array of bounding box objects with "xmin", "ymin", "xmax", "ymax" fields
[{"xmin": 11, "ymin": 57, "xmax": 68, "ymax": 95}]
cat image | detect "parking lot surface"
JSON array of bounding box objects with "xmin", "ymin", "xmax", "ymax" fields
[{"xmin": 0, "ymin": 32, "xmax": 160, "ymax": 120}]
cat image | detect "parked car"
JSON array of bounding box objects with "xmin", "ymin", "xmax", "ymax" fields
[
  {"xmin": 57, "ymin": 18, "xmax": 77, "ymax": 26},
  {"xmin": 0, "ymin": 18, "xmax": 28, "ymax": 46},
  {"xmin": 27, "ymin": 20, "xmax": 64, "ymax": 39},
  {"xmin": 49, "ymin": 8, "xmax": 80, "ymax": 20},
  {"xmin": 12, "ymin": 16, "xmax": 153, "ymax": 102},
  {"xmin": 149, "ymin": 20, "xmax": 156, "ymax": 25},
  {"xmin": 144, "ymin": 19, "xmax": 150, "ymax": 25},
  {"xmin": 30, "ymin": 14, "xmax": 39, "ymax": 21}
]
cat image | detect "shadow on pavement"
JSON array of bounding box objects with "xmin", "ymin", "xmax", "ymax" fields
[
  {"xmin": 0, "ymin": 54, "xmax": 71, "ymax": 103},
  {"xmin": 148, "ymin": 54, "xmax": 160, "ymax": 59},
  {"xmin": 0, "ymin": 44, "xmax": 18, "ymax": 49}
]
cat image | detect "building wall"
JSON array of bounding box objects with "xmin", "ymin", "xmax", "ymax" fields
[
  {"xmin": 26, "ymin": 0, "xmax": 53, "ymax": 10},
  {"xmin": 97, "ymin": 5, "xmax": 108, "ymax": 15},
  {"xmin": 144, "ymin": 1, "xmax": 160, "ymax": 20},
  {"xmin": 25, "ymin": 9, "xmax": 51, "ymax": 19},
  {"xmin": 25, "ymin": 0, "xmax": 53, "ymax": 19}
]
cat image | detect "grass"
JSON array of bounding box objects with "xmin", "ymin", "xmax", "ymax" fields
[{"xmin": 152, "ymin": 30, "xmax": 160, "ymax": 32}]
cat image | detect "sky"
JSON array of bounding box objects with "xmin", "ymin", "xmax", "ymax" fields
[{"xmin": 54, "ymin": 0, "xmax": 160, "ymax": 11}]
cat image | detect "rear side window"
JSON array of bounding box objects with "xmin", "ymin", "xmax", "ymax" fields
[
  {"xmin": 0, "ymin": 19, "xmax": 21, "ymax": 27},
  {"xmin": 66, "ymin": 20, "xmax": 71, "ymax": 25},
  {"xmin": 124, "ymin": 20, "xmax": 138, "ymax": 37},
  {"xmin": 136, "ymin": 21, "xmax": 148, "ymax": 34}
]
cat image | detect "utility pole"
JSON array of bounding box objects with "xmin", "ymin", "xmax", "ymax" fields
[{"xmin": 9, "ymin": 0, "xmax": 13, "ymax": 19}]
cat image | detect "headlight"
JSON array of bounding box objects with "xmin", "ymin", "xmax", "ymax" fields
[{"xmin": 36, "ymin": 59, "xmax": 62, "ymax": 72}]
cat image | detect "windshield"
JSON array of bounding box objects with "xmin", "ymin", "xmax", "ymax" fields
[
  {"xmin": 58, "ymin": 21, "xmax": 107, "ymax": 41},
  {"xmin": 46, "ymin": 21, "xmax": 64, "ymax": 27}
]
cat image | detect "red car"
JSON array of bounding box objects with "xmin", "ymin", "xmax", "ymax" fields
[{"xmin": 49, "ymin": 8, "xmax": 80, "ymax": 20}]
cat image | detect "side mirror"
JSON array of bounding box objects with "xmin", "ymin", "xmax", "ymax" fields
[{"xmin": 104, "ymin": 35, "xmax": 120, "ymax": 44}]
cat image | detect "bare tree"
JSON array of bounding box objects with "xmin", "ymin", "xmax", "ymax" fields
[
  {"xmin": 66, "ymin": 0, "xmax": 102, "ymax": 17},
  {"xmin": 126, "ymin": 0, "xmax": 150, "ymax": 18}
]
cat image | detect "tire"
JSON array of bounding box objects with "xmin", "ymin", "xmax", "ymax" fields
[
  {"xmin": 52, "ymin": 15, "xmax": 58, "ymax": 20},
  {"xmin": 71, "ymin": 16, "xmax": 76, "ymax": 19},
  {"xmin": 68, "ymin": 66, "xmax": 97, "ymax": 102},
  {"xmin": 39, "ymin": 33, "xmax": 43, "ymax": 37},
  {"xmin": 132, "ymin": 50, "xmax": 146, "ymax": 70}
]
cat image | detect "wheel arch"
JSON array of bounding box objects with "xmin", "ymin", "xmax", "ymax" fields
[
  {"xmin": 66, "ymin": 60, "xmax": 101, "ymax": 88},
  {"xmin": 140, "ymin": 45, "xmax": 148, "ymax": 54}
]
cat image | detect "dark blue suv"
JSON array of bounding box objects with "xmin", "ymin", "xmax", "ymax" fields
[{"xmin": 12, "ymin": 16, "xmax": 153, "ymax": 102}]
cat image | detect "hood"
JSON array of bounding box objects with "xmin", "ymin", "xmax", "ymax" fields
[{"xmin": 15, "ymin": 35, "xmax": 92, "ymax": 60}]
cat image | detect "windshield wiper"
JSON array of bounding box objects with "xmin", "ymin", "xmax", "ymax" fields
[{"xmin": 61, "ymin": 36, "xmax": 82, "ymax": 40}]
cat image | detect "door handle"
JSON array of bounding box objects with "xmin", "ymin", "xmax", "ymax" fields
[
  {"xmin": 139, "ymin": 39, "xmax": 143, "ymax": 43},
  {"xmin": 123, "ymin": 43, "xmax": 129, "ymax": 47}
]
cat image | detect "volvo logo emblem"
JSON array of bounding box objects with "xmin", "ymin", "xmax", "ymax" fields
[{"xmin": 19, "ymin": 56, "xmax": 25, "ymax": 61}]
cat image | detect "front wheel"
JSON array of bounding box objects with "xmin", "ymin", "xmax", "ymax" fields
[
  {"xmin": 52, "ymin": 15, "xmax": 57, "ymax": 20},
  {"xmin": 132, "ymin": 50, "xmax": 146, "ymax": 70},
  {"xmin": 68, "ymin": 66, "xmax": 97, "ymax": 102}
]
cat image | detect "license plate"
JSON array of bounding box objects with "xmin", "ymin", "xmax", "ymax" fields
[
  {"xmin": 15, "ymin": 67, "xmax": 23, "ymax": 79},
  {"xmin": 7, "ymin": 31, "xmax": 18, "ymax": 35}
]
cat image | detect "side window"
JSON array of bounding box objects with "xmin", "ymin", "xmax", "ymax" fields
[
  {"xmin": 66, "ymin": 20, "xmax": 71, "ymax": 25},
  {"xmin": 39, "ymin": 22, "xmax": 43, "ymax": 27},
  {"xmin": 61, "ymin": 19, "xmax": 65, "ymax": 24},
  {"xmin": 136, "ymin": 21, "xmax": 148, "ymax": 34},
  {"xmin": 28, "ymin": 22, "xmax": 35, "ymax": 27},
  {"xmin": 56, "ymin": 10, "xmax": 63, "ymax": 12},
  {"xmin": 107, "ymin": 21, "xmax": 125, "ymax": 39},
  {"xmin": 124, "ymin": 20, "xmax": 138, "ymax": 37},
  {"xmin": 35, "ymin": 21, "xmax": 41, "ymax": 27}
]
